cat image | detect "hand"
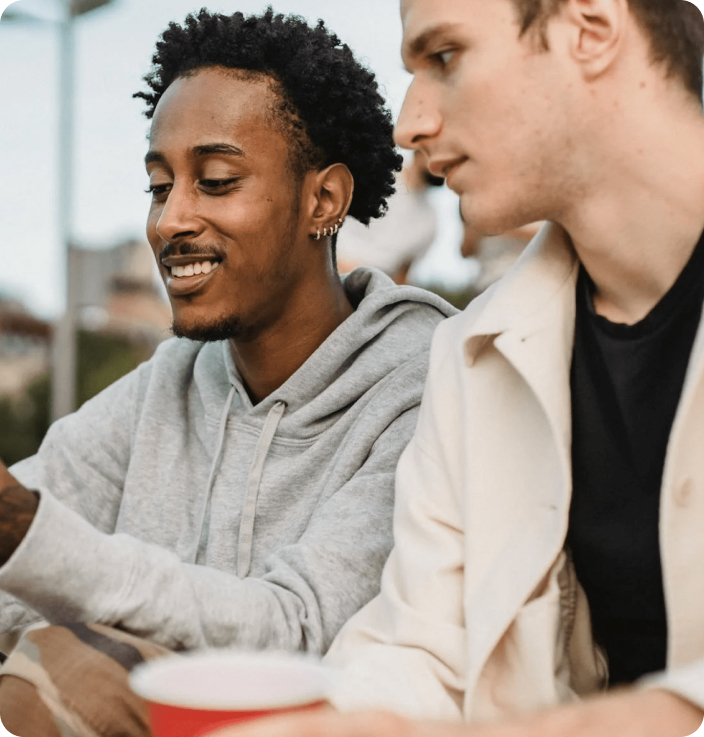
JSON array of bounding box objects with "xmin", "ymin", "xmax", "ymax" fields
[
  {"xmin": 207, "ymin": 710, "xmax": 466, "ymax": 737},
  {"xmin": 0, "ymin": 459, "xmax": 39, "ymax": 566},
  {"xmin": 205, "ymin": 690, "xmax": 703, "ymax": 737},
  {"xmin": 463, "ymin": 690, "xmax": 702, "ymax": 737}
]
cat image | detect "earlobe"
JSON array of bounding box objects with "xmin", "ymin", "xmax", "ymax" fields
[{"xmin": 310, "ymin": 217, "xmax": 344, "ymax": 241}]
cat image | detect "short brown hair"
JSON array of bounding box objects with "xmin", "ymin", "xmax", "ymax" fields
[{"xmin": 512, "ymin": 0, "xmax": 704, "ymax": 102}]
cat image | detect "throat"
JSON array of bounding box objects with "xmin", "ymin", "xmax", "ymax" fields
[{"xmin": 230, "ymin": 282, "xmax": 355, "ymax": 404}]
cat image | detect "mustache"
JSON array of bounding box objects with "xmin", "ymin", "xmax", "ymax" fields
[{"xmin": 159, "ymin": 242, "xmax": 224, "ymax": 261}]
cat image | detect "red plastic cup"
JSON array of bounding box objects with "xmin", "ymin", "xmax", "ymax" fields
[{"xmin": 129, "ymin": 651, "xmax": 332, "ymax": 737}]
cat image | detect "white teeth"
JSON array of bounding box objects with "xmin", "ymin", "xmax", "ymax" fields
[{"xmin": 169, "ymin": 260, "xmax": 219, "ymax": 278}]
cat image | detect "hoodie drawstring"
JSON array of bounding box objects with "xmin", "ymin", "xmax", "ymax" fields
[
  {"xmin": 237, "ymin": 400, "xmax": 287, "ymax": 578},
  {"xmin": 192, "ymin": 384, "xmax": 237, "ymax": 562}
]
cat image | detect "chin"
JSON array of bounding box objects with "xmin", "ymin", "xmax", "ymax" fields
[
  {"xmin": 462, "ymin": 195, "xmax": 533, "ymax": 237},
  {"xmin": 172, "ymin": 314, "xmax": 256, "ymax": 342}
]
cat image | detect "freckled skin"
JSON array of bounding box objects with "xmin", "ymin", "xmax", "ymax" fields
[{"xmin": 395, "ymin": 0, "xmax": 581, "ymax": 235}]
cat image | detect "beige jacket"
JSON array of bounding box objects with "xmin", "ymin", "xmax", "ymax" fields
[{"xmin": 327, "ymin": 223, "xmax": 704, "ymax": 722}]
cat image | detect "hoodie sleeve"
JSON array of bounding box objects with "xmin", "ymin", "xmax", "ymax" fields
[
  {"xmin": 0, "ymin": 403, "xmax": 417, "ymax": 655},
  {"xmin": 0, "ymin": 363, "xmax": 145, "ymax": 636}
]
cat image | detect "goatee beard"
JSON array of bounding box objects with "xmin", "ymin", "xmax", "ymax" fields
[{"xmin": 171, "ymin": 315, "xmax": 258, "ymax": 342}]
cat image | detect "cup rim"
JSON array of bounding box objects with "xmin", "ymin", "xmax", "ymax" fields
[{"xmin": 129, "ymin": 650, "xmax": 333, "ymax": 711}]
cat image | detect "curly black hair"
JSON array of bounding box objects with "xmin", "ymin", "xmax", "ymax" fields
[{"xmin": 134, "ymin": 7, "xmax": 403, "ymax": 224}]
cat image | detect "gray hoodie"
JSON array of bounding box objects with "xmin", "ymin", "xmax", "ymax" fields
[{"xmin": 0, "ymin": 268, "xmax": 455, "ymax": 655}]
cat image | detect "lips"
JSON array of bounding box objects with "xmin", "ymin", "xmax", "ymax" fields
[
  {"xmin": 427, "ymin": 156, "xmax": 467, "ymax": 191},
  {"xmin": 161, "ymin": 256, "xmax": 222, "ymax": 298}
]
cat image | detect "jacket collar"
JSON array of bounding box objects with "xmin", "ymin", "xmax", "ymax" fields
[
  {"xmin": 461, "ymin": 222, "xmax": 580, "ymax": 487},
  {"xmin": 463, "ymin": 222, "xmax": 579, "ymax": 364}
]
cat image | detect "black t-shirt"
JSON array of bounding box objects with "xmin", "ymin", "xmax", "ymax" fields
[{"xmin": 568, "ymin": 231, "xmax": 704, "ymax": 685}]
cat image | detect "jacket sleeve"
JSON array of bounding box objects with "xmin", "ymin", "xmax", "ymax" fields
[
  {"xmin": 0, "ymin": 365, "xmax": 144, "ymax": 636},
  {"xmin": 324, "ymin": 327, "xmax": 467, "ymax": 721},
  {"xmin": 0, "ymin": 403, "xmax": 416, "ymax": 656}
]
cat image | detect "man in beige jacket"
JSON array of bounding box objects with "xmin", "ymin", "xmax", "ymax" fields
[{"xmin": 216, "ymin": 0, "xmax": 704, "ymax": 735}]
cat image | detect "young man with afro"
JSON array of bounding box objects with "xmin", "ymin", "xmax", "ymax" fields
[{"xmin": 0, "ymin": 8, "xmax": 454, "ymax": 736}]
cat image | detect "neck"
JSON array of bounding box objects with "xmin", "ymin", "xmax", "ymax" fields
[
  {"xmin": 557, "ymin": 87, "xmax": 704, "ymax": 324},
  {"xmin": 229, "ymin": 265, "xmax": 353, "ymax": 404}
]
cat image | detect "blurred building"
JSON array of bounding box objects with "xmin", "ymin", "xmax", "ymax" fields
[
  {"xmin": 0, "ymin": 239, "xmax": 170, "ymax": 399},
  {"xmin": 69, "ymin": 238, "xmax": 171, "ymax": 343}
]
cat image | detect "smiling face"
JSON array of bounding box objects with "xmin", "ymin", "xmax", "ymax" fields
[
  {"xmin": 145, "ymin": 67, "xmax": 315, "ymax": 341},
  {"xmin": 396, "ymin": 0, "xmax": 580, "ymax": 234}
]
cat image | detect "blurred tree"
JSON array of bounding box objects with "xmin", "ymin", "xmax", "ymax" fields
[
  {"xmin": 0, "ymin": 330, "xmax": 155, "ymax": 466},
  {"xmin": 425, "ymin": 283, "xmax": 478, "ymax": 311}
]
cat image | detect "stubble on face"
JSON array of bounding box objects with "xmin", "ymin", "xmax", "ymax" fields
[
  {"xmin": 169, "ymin": 183, "xmax": 303, "ymax": 343},
  {"xmin": 147, "ymin": 69, "xmax": 311, "ymax": 345},
  {"xmin": 170, "ymin": 200, "xmax": 301, "ymax": 344}
]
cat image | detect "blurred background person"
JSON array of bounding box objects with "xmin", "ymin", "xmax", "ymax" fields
[
  {"xmin": 460, "ymin": 216, "xmax": 543, "ymax": 294},
  {"xmin": 337, "ymin": 150, "xmax": 444, "ymax": 284}
]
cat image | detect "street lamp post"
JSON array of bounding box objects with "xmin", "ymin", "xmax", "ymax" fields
[
  {"xmin": 2, "ymin": 0, "xmax": 115, "ymax": 421},
  {"xmin": 52, "ymin": 1, "xmax": 78, "ymax": 421}
]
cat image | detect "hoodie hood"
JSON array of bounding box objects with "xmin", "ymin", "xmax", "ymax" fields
[{"xmin": 198, "ymin": 266, "xmax": 456, "ymax": 437}]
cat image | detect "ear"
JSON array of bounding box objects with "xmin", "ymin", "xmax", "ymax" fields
[
  {"xmin": 559, "ymin": 0, "xmax": 628, "ymax": 79},
  {"xmin": 306, "ymin": 163, "xmax": 354, "ymax": 240}
]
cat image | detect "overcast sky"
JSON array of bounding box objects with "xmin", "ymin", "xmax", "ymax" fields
[{"xmin": 0, "ymin": 0, "xmax": 472, "ymax": 318}]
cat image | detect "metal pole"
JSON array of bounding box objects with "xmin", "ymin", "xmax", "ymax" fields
[{"xmin": 51, "ymin": 4, "xmax": 76, "ymax": 421}]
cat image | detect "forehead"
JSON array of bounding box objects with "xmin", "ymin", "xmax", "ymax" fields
[
  {"xmin": 148, "ymin": 68, "xmax": 283, "ymax": 153},
  {"xmin": 401, "ymin": 0, "xmax": 517, "ymax": 59}
]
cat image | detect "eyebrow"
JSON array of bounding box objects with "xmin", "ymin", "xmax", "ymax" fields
[
  {"xmin": 144, "ymin": 142, "xmax": 246, "ymax": 167},
  {"xmin": 403, "ymin": 22, "xmax": 463, "ymax": 67}
]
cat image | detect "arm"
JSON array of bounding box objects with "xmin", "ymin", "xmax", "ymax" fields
[
  {"xmin": 0, "ymin": 406, "xmax": 417, "ymax": 654},
  {"xmin": 0, "ymin": 464, "xmax": 45, "ymax": 645},
  {"xmin": 0, "ymin": 464, "xmax": 38, "ymax": 567},
  {"xmin": 323, "ymin": 330, "xmax": 467, "ymax": 721},
  {"xmin": 205, "ymin": 690, "xmax": 702, "ymax": 737},
  {"xmin": 0, "ymin": 362, "xmax": 145, "ymax": 636},
  {"xmin": 8, "ymin": 364, "xmax": 143, "ymax": 532}
]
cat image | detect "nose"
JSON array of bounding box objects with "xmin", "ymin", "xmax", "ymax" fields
[
  {"xmin": 394, "ymin": 77, "xmax": 441, "ymax": 150},
  {"xmin": 153, "ymin": 182, "xmax": 202, "ymax": 243}
]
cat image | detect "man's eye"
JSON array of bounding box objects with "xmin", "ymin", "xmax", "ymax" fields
[
  {"xmin": 145, "ymin": 183, "xmax": 171, "ymax": 199},
  {"xmin": 200, "ymin": 178, "xmax": 241, "ymax": 192},
  {"xmin": 433, "ymin": 49, "xmax": 455, "ymax": 67}
]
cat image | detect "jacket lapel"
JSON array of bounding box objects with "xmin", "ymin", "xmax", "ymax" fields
[{"xmin": 458, "ymin": 224, "xmax": 581, "ymax": 707}]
